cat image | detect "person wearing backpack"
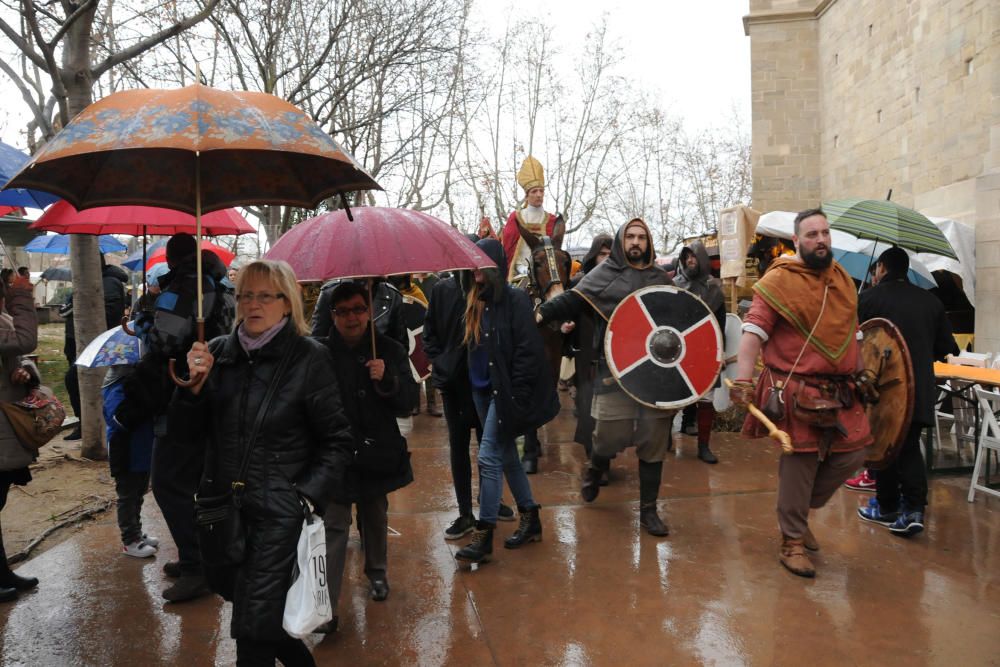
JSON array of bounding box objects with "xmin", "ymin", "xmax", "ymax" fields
[{"xmin": 114, "ymin": 233, "xmax": 235, "ymax": 602}]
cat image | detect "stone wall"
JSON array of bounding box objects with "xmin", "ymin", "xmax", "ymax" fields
[{"xmin": 745, "ymin": 0, "xmax": 1000, "ymax": 351}]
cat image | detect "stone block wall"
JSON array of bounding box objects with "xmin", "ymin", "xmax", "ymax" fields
[{"xmin": 746, "ymin": 0, "xmax": 1000, "ymax": 351}]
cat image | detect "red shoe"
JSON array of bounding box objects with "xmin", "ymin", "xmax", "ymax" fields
[{"xmin": 844, "ymin": 469, "xmax": 876, "ymax": 492}]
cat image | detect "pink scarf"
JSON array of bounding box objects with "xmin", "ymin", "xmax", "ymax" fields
[{"xmin": 238, "ymin": 317, "xmax": 288, "ymax": 354}]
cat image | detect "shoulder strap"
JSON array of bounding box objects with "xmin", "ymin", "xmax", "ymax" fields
[{"xmin": 232, "ymin": 336, "xmax": 300, "ymax": 498}]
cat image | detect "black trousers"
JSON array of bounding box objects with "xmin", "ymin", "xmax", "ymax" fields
[
  {"xmin": 875, "ymin": 422, "xmax": 928, "ymax": 513},
  {"xmin": 115, "ymin": 471, "xmax": 150, "ymax": 545},
  {"xmin": 441, "ymin": 388, "xmax": 482, "ymax": 518},
  {"xmin": 150, "ymin": 432, "xmax": 203, "ymax": 573},
  {"xmin": 523, "ymin": 429, "xmax": 541, "ymax": 461},
  {"xmin": 235, "ymin": 636, "xmax": 315, "ymax": 667},
  {"xmin": 64, "ymin": 353, "xmax": 81, "ymax": 418}
]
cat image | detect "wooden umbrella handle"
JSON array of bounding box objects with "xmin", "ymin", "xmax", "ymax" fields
[
  {"xmin": 724, "ymin": 379, "xmax": 794, "ymax": 455},
  {"xmin": 121, "ymin": 316, "xmax": 136, "ymax": 336},
  {"xmin": 169, "ymin": 320, "xmax": 205, "ymax": 388}
]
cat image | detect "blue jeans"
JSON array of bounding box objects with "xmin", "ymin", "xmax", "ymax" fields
[{"xmin": 472, "ymin": 391, "xmax": 536, "ymax": 524}]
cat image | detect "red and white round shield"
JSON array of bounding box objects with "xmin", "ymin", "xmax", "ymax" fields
[{"xmin": 604, "ymin": 286, "xmax": 723, "ymax": 409}]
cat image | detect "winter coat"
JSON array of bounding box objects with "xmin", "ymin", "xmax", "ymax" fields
[
  {"xmin": 422, "ymin": 275, "xmax": 472, "ymax": 392},
  {"xmin": 102, "ymin": 373, "xmax": 154, "ymax": 475},
  {"xmin": 323, "ymin": 326, "xmax": 416, "ymax": 503},
  {"xmin": 115, "ymin": 251, "xmax": 235, "ymax": 431},
  {"xmin": 101, "ymin": 264, "xmax": 128, "ymax": 330},
  {"xmin": 858, "ymin": 274, "xmax": 959, "ymax": 426},
  {"xmin": 0, "ymin": 288, "xmax": 39, "ymax": 472},
  {"xmin": 468, "ymin": 240, "xmax": 560, "ymax": 438},
  {"xmin": 169, "ymin": 319, "xmax": 354, "ymax": 641}
]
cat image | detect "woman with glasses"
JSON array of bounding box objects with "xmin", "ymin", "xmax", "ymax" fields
[
  {"xmin": 176, "ymin": 259, "xmax": 354, "ymax": 667},
  {"xmin": 455, "ymin": 239, "xmax": 560, "ymax": 564},
  {"xmin": 318, "ymin": 281, "xmax": 415, "ymax": 633}
]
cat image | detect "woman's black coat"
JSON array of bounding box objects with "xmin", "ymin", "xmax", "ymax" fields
[
  {"xmin": 323, "ymin": 326, "xmax": 416, "ymax": 503},
  {"xmin": 170, "ymin": 320, "xmax": 354, "ymax": 641},
  {"xmin": 473, "ymin": 282, "xmax": 560, "ymax": 438}
]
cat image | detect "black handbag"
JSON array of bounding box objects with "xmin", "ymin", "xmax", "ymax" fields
[
  {"xmin": 353, "ymin": 432, "xmax": 407, "ymax": 476},
  {"xmin": 194, "ymin": 339, "xmax": 298, "ymax": 570}
]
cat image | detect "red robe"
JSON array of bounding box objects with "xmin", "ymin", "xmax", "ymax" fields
[{"xmin": 501, "ymin": 209, "xmax": 557, "ymax": 282}]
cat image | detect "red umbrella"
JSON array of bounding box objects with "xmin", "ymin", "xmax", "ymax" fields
[
  {"xmin": 31, "ymin": 200, "xmax": 256, "ymax": 236},
  {"xmin": 146, "ymin": 240, "xmax": 235, "ymax": 272},
  {"xmin": 265, "ymin": 207, "xmax": 494, "ymax": 282}
]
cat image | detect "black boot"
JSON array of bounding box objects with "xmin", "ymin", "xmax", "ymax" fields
[
  {"xmin": 639, "ymin": 504, "xmax": 669, "ymax": 537},
  {"xmin": 638, "ymin": 460, "xmax": 668, "ymax": 536},
  {"xmin": 455, "ymin": 521, "xmax": 494, "ymax": 564},
  {"xmin": 0, "ymin": 585, "xmax": 16, "ymax": 602},
  {"xmin": 504, "ymin": 505, "xmax": 542, "ymax": 549},
  {"xmin": 697, "ymin": 443, "xmax": 718, "ymax": 464},
  {"xmin": 581, "ymin": 456, "xmax": 610, "ymax": 503},
  {"xmin": 0, "ymin": 526, "xmax": 37, "ymax": 592}
]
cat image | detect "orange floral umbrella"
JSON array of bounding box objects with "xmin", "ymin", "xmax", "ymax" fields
[
  {"xmin": 3, "ymin": 83, "xmax": 381, "ymax": 383},
  {"xmin": 3, "ymin": 84, "xmax": 379, "ymax": 212}
]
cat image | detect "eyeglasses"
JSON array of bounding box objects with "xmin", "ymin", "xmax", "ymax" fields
[
  {"xmin": 332, "ymin": 305, "xmax": 368, "ymax": 317},
  {"xmin": 236, "ymin": 292, "xmax": 285, "ymax": 305}
]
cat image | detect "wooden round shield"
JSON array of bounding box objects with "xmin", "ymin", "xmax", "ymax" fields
[
  {"xmin": 401, "ymin": 296, "xmax": 431, "ymax": 382},
  {"xmin": 605, "ymin": 286, "xmax": 723, "ymax": 409},
  {"xmin": 860, "ymin": 317, "xmax": 915, "ymax": 470}
]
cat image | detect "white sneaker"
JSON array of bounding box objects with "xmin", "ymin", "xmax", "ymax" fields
[
  {"xmin": 141, "ymin": 534, "xmax": 159, "ymax": 548},
  {"xmin": 123, "ymin": 540, "xmax": 157, "ymax": 558}
]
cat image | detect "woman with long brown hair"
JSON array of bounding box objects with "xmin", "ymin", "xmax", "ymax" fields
[{"xmin": 455, "ymin": 239, "xmax": 559, "ymax": 564}]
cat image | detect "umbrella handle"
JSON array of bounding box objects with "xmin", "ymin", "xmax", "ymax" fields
[
  {"xmin": 169, "ymin": 320, "xmax": 206, "ymax": 388},
  {"xmin": 168, "ymin": 358, "xmax": 198, "ymax": 387},
  {"xmin": 121, "ymin": 317, "xmax": 136, "ymax": 336}
]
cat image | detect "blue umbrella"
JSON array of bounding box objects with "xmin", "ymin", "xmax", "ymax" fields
[
  {"xmin": 833, "ymin": 249, "xmax": 936, "ymax": 289},
  {"xmin": 0, "ymin": 141, "xmax": 60, "ymax": 209},
  {"xmin": 25, "ymin": 233, "xmax": 127, "ymax": 254},
  {"xmin": 75, "ymin": 326, "xmax": 142, "ymax": 368}
]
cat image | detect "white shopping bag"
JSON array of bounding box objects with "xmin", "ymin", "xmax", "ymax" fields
[{"xmin": 282, "ymin": 513, "xmax": 332, "ymax": 638}]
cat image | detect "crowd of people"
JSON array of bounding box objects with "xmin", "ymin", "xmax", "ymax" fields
[{"xmin": 0, "ymin": 158, "xmax": 960, "ymax": 665}]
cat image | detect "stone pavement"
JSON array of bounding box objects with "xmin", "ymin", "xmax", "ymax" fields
[{"xmin": 1, "ymin": 400, "xmax": 998, "ymax": 666}]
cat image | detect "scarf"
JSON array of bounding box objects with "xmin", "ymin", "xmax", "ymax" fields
[
  {"xmin": 238, "ymin": 317, "xmax": 288, "ymax": 354},
  {"xmin": 753, "ymin": 256, "xmax": 857, "ymax": 363}
]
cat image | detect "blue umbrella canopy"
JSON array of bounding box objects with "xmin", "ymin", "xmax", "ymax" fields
[
  {"xmin": 24, "ymin": 233, "xmax": 126, "ymax": 254},
  {"xmin": 122, "ymin": 239, "xmax": 168, "ymax": 271},
  {"xmin": 0, "ymin": 141, "xmax": 60, "ymax": 209}
]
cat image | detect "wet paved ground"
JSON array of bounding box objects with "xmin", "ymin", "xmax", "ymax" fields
[{"xmin": 2, "ymin": 396, "xmax": 999, "ymax": 666}]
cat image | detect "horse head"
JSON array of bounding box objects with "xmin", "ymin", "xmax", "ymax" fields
[{"xmin": 523, "ymin": 214, "xmax": 570, "ymax": 303}]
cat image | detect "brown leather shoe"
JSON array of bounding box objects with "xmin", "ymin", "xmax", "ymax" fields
[
  {"xmin": 780, "ymin": 536, "xmax": 816, "ymax": 578},
  {"xmin": 803, "ymin": 526, "xmax": 819, "ymax": 551}
]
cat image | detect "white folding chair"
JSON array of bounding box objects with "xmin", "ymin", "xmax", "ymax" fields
[
  {"xmin": 935, "ymin": 353, "xmax": 989, "ymax": 457},
  {"xmin": 969, "ymin": 387, "xmax": 1000, "ymax": 502}
]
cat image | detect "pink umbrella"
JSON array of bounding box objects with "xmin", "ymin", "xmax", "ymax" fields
[
  {"xmin": 265, "ymin": 207, "xmax": 494, "ymax": 282},
  {"xmin": 31, "ymin": 200, "xmax": 255, "ymax": 236}
]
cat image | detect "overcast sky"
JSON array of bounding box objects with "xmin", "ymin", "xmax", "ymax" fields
[
  {"xmin": 0, "ymin": 1, "xmax": 751, "ymax": 149},
  {"xmin": 473, "ymin": 0, "xmax": 752, "ymax": 130}
]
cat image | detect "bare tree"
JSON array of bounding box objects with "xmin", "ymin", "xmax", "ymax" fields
[{"xmin": 0, "ymin": 0, "xmax": 220, "ymax": 458}]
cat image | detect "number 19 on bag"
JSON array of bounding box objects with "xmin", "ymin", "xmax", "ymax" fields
[{"xmin": 282, "ymin": 514, "xmax": 333, "ymax": 638}]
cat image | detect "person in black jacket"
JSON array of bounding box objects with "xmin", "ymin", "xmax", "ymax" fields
[
  {"xmin": 319, "ymin": 281, "xmax": 415, "ymax": 632},
  {"xmin": 114, "ymin": 234, "xmax": 235, "ymax": 602},
  {"xmin": 673, "ymin": 241, "xmax": 726, "ymax": 464},
  {"xmin": 454, "ymin": 239, "xmax": 559, "ymax": 564},
  {"xmin": 61, "ymin": 254, "xmax": 129, "ymax": 441},
  {"xmin": 178, "ymin": 259, "xmax": 353, "ymax": 667},
  {"xmin": 856, "ymin": 247, "xmax": 958, "ymax": 537},
  {"xmin": 423, "ymin": 271, "xmax": 517, "ymax": 540}
]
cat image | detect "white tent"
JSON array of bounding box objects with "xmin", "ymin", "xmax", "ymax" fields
[{"xmin": 754, "ymin": 211, "xmax": 975, "ymax": 305}]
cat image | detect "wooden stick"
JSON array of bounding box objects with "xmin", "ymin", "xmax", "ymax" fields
[{"xmin": 724, "ymin": 379, "xmax": 794, "ymax": 454}]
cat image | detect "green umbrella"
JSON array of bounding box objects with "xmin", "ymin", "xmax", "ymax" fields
[{"xmin": 823, "ymin": 198, "xmax": 957, "ymax": 259}]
